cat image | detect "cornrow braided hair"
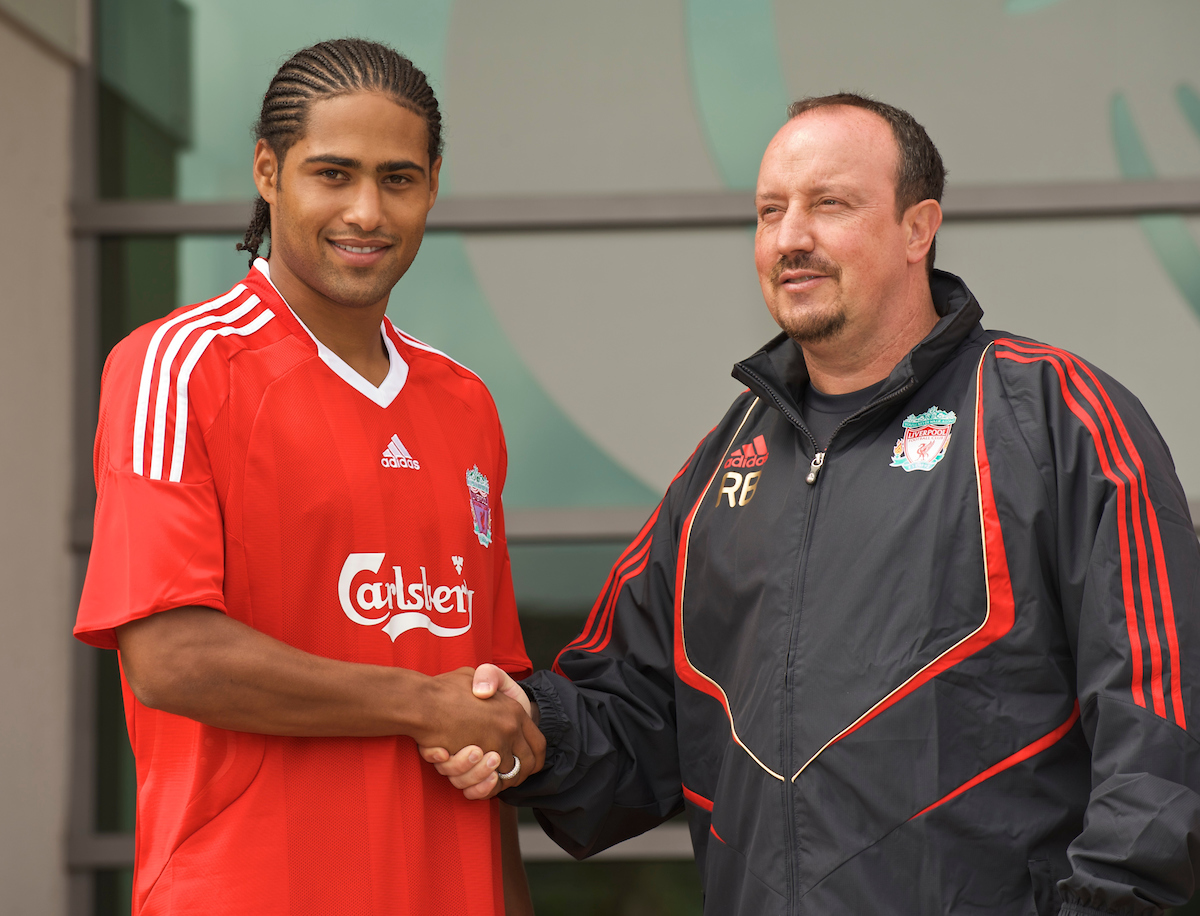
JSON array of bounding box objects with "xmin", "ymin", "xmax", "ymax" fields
[{"xmin": 237, "ymin": 38, "xmax": 444, "ymax": 265}]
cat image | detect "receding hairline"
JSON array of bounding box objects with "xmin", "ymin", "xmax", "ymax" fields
[{"xmin": 763, "ymin": 104, "xmax": 904, "ymax": 206}]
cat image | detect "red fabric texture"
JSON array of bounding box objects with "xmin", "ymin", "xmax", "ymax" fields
[{"xmin": 76, "ymin": 263, "xmax": 530, "ymax": 915}]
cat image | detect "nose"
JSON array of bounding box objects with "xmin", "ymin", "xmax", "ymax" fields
[
  {"xmin": 774, "ymin": 204, "xmax": 815, "ymax": 256},
  {"xmin": 343, "ymin": 180, "xmax": 384, "ymax": 233}
]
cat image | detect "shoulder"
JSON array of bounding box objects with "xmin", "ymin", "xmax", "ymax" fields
[
  {"xmin": 984, "ymin": 333, "xmax": 1145, "ymax": 417},
  {"xmin": 386, "ymin": 321, "xmax": 499, "ymax": 418},
  {"xmin": 108, "ymin": 281, "xmax": 282, "ymax": 390},
  {"xmin": 982, "ymin": 333, "xmax": 1172, "ymax": 473},
  {"xmin": 100, "ymin": 282, "xmax": 284, "ymax": 479},
  {"xmin": 680, "ymin": 388, "xmax": 763, "ymax": 484}
]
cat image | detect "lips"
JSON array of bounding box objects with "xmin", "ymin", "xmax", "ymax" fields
[
  {"xmin": 326, "ymin": 238, "xmax": 393, "ymax": 266},
  {"xmin": 332, "ymin": 242, "xmax": 384, "ymax": 254},
  {"xmin": 769, "ymin": 253, "xmax": 840, "ymax": 286},
  {"xmin": 778, "ymin": 272, "xmax": 828, "ymax": 289}
]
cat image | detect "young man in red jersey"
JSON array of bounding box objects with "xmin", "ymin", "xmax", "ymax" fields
[{"xmin": 74, "ymin": 39, "xmax": 542, "ymax": 915}]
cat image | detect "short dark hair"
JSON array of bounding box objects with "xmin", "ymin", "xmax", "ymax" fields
[
  {"xmin": 237, "ymin": 38, "xmax": 444, "ymax": 265},
  {"xmin": 787, "ymin": 93, "xmax": 946, "ymax": 273}
]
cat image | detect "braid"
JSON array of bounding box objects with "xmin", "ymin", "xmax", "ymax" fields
[
  {"xmin": 238, "ymin": 38, "xmax": 444, "ymax": 266},
  {"xmin": 236, "ymin": 197, "xmax": 271, "ymax": 264}
]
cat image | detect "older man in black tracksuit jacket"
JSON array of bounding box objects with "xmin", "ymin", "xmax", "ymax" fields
[{"xmin": 425, "ymin": 96, "xmax": 1200, "ymax": 915}]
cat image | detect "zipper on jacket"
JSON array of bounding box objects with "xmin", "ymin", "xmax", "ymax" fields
[
  {"xmin": 800, "ymin": 379, "xmax": 916, "ymax": 485},
  {"xmin": 782, "ymin": 469, "xmax": 821, "ymax": 912},
  {"xmin": 749, "ymin": 371, "xmax": 914, "ymax": 911},
  {"xmin": 805, "ymin": 451, "xmax": 825, "ymax": 484}
]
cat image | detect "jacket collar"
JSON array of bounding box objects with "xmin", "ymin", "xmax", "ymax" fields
[{"xmin": 731, "ymin": 270, "xmax": 984, "ymax": 432}]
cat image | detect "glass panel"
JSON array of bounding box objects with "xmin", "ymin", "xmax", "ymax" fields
[
  {"xmin": 526, "ymin": 860, "xmax": 702, "ymax": 916},
  {"xmin": 95, "ymin": 0, "xmax": 1200, "ymax": 201},
  {"xmin": 96, "ymin": 0, "xmax": 188, "ymax": 200},
  {"xmin": 100, "ymin": 237, "xmax": 179, "ymax": 357},
  {"xmin": 94, "ymin": 869, "xmax": 135, "ymax": 916},
  {"xmin": 95, "ymin": 650, "xmax": 136, "ymax": 833}
]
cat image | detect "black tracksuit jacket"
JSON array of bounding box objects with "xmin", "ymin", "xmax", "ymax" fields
[{"xmin": 506, "ymin": 272, "xmax": 1200, "ymax": 916}]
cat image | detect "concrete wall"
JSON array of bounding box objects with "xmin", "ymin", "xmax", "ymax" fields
[
  {"xmin": 0, "ymin": 13, "xmax": 76, "ymax": 916},
  {"xmin": 0, "ymin": 0, "xmax": 87, "ymax": 61}
]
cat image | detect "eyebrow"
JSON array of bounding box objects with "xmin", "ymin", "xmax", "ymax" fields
[{"xmin": 302, "ymin": 155, "xmax": 426, "ymax": 176}]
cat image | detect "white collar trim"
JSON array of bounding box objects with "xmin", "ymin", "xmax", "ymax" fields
[{"xmin": 254, "ymin": 258, "xmax": 407, "ymax": 408}]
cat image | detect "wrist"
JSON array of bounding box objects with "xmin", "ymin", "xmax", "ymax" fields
[
  {"xmin": 517, "ymin": 679, "xmax": 540, "ymax": 726},
  {"xmin": 391, "ymin": 668, "xmax": 440, "ymax": 743}
]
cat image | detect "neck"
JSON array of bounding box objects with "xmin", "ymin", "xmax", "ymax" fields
[
  {"xmin": 266, "ymin": 254, "xmax": 391, "ymax": 386},
  {"xmin": 801, "ymin": 275, "xmax": 939, "ymax": 395}
]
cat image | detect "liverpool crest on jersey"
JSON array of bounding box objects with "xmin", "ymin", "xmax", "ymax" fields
[
  {"xmin": 466, "ymin": 466, "xmax": 492, "ymax": 547},
  {"xmin": 890, "ymin": 407, "xmax": 957, "ymax": 472}
]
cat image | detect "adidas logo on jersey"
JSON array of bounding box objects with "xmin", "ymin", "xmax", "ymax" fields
[
  {"xmin": 381, "ymin": 434, "xmax": 420, "ymax": 470},
  {"xmin": 725, "ymin": 434, "xmax": 769, "ymax": 469}
]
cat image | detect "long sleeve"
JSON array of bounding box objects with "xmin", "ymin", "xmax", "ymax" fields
[
  {"xmin": 502, "ymin": 437, "xmax": 717, "ymax": 858},
  {"xmin": 995, "ymin": 339, "xmax": 1200, "ymax": 916}
]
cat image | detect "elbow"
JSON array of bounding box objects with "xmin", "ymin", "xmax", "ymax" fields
[
  {"xmin": 120, "ymin": 653, "xmax": 176, "ymax": 712},
  {"xmin": 115, "ymin": 610, "xmax": 213, "ymax": 715}
]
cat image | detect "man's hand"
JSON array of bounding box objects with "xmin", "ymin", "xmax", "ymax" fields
[
  {"xmin": 419, "ymin": 664, "xmax": 542, "ymax": 800},
  {"xmin": 417, "ymin": 667, "xmax": 544, "ymax": 794}
]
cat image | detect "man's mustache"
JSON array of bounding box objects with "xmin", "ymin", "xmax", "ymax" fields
[{"xmin": 769, "ymin": 252, "xmax": 841, "ymax": 284}]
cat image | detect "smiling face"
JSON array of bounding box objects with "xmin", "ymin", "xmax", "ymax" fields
[
  {"xmin": 254, "ymin": 91, "xmax": 441, "ymax": 311},
  {"xmin": 754, "ymin": 106, "xmax": 914, "ymax": 346}
]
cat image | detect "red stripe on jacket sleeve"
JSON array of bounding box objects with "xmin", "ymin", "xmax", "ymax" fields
[
  {"xmin": 1043, "ymin": 345, "xmax": 1185, "ymax": 727},
  {"xmin": 996, "ymin": 340, "xmax": 1182, "ymax": 726},
  {"xmin": 551, "ymin": 448, "xmax": 701, "ymax": 675}
]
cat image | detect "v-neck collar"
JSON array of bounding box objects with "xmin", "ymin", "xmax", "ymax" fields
[{"xmin": 253, "ymin": 258, "xmax": 408, "ymax": 408}]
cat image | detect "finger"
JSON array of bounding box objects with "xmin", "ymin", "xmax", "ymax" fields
[
  {"xmin": 481, "ymin": 666, "xmax": 528, "ymax": 712},
  {"xmin": 432, "ymin": 745, "xmax": 483, "ymax": 778},
  {"xmin": 418, "ymin": 746, "xmax": 450, "ymax": 764},
  {"xmin": 462, "ymin": 770, "xmax": 500, "ymax": 801},
  {"xmin": 448, "ymin": 751, "xmax": 501, "ymax": 790},
  {"xmin": 472, "ymin": 663, "xmax": 506, "ymax": 698},
  {"xmin": 492, "ymin": 733, "xmax": 536, "ymax": 790}
]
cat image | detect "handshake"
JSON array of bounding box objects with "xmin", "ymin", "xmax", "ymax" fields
[{"xmin": 416, "ymin": 664, "xmax": 544, "ymax": 800}]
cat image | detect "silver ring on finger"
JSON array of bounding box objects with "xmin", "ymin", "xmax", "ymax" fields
[{"xmin": 498, "ymin": 757, "xmax": 521, "ymax": 780}]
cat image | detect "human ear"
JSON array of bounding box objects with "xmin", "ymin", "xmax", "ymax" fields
[
  {"xmin": 905, "ymin": 199, "xmax": 943, "ymax": 266},
  {"xmin": 252, "ymin": 139, "xmax": 280, "ymax": 205},
  {"xmin": 427, "ymin": 155, "xmax": 442, "ymax": 208}
]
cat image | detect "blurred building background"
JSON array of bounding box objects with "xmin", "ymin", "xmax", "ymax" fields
[{"xmin": 2, "ymin": 0, "xmax": 1199, "ymax": 913}]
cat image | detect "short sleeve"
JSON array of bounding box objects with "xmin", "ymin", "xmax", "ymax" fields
[{"xmin": 75, "ymin": 330, "xmax": 227, "ymax": 649}]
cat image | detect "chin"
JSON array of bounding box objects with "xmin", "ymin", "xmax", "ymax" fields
[
  {"xmin": 316, "ymin": 260, "xmax": 399, "ymax": 309},
  {"xmin": 772, "ymin": 298, "xmax": 849, "ymax": 345},
  {"xmin": 778, "ymin": 306, "xmax": 848, "ymax": 345}
]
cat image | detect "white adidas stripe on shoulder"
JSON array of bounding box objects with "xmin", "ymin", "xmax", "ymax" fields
[
  {"xmin": 149, "ymin": 296, "xmax": 261, "ymax": 479},
  {"xmin": 389, "ymin": 321, "xmax": 484, "ymax": 383},
  {"xmin": 166, "ymin": 309, "xmax": 275, "ymax": 482},
  {"xmin": 130, "ymin": 286, "xmax": 275, "ymax": 481},
  {"xmin": 133, "ymin": 285, "xmax": 247, "ymax": 475}
]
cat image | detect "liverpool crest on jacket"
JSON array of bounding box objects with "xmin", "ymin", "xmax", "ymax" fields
[
  {"xmin": 890, "ymin": 406, "xmax": 956, "ymax": 472},
  {"xmin": 466, "ymin": 466, "xmax": 492, "ymax": 546}
]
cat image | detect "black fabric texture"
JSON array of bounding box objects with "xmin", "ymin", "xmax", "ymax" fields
[
  {"xmin": 800, "ymin": 380, "xmax": 884, "ymax": 451},
  {"xmin": 503, "ymin": 270, "xmax": 1200, "ymax": 916}
]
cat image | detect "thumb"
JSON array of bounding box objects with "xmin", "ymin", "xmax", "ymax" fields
[{"xmin": 473, "ymin": 663, "xmax": 506, "ymax": 698}]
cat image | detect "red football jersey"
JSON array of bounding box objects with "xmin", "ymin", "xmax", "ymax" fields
[{"xmin": 76, "ymin": 259, "xmax": 531, "ymax": 915}]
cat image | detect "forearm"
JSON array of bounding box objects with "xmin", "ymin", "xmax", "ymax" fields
[
  {"xmin": 500, "ymin": 802, "xmax": 533, "ymax": 916},
  {"xmin": 117, "ymin": 606, "xmax": 435, "ymax": 737},
  {"xmin": 503, "ymin": 669, "xmax": 682, "ymax": 857},
  {"xmin": 117, "ymin": 609, "xmax": 496, "ymax": 744}
]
